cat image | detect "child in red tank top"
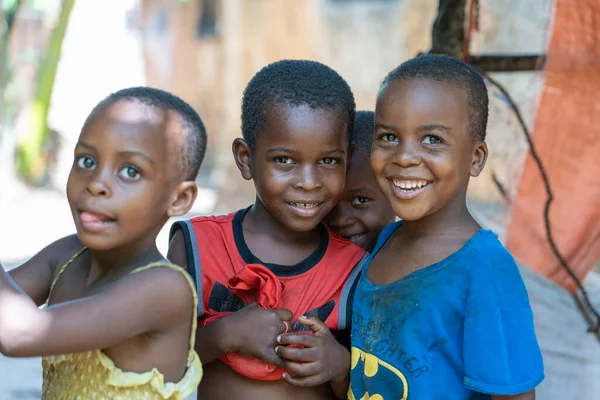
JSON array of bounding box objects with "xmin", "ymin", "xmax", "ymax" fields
[
  {"xmin": 170, "ymin": 208, "xmax": 364, "ymax": 380},
  {"xmin": 168, "ymin": 59, "xmax": 364, "ymax": 399}
]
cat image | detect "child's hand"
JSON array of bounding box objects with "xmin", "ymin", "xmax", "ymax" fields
[
  {"xmin": 221, "ymin": 302, "xmax": 293, "ymax": 367},
  {"xmin": 276, "ymin": 315, "xmax": 350, "ymax": 388}
]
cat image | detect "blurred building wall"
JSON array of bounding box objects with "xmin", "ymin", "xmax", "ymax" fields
[
  {"xmin": 135, "ymin": 0, "xmax": 551, "ymax": 214},
  {"xmin": 137, "ymin": 0, "xmax": 436, "ymax": 211}
]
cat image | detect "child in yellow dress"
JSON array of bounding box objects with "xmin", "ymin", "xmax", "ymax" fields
[{"xmin": 0, "ymin": 87, "xmax": 206, "ymax": 399}]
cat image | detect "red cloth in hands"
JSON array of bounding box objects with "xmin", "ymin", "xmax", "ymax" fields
[{"xmin": 202, "ymin": 264, "xmax": 288, "ymax": 381}]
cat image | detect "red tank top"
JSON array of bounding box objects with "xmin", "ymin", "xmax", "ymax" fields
[{"xmin": 170, "ymin": 207, "xmax": 366, "ymax": 380}]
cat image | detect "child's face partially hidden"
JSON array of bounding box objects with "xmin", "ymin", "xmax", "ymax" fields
[
  {"xmin": 66, "ymin": 100, "xmax": 185, "ymax": 252},
  {"xmin": 326, "ymin": 154, "xmax": 396, "ymax": 251},
  {"xmin": 372, "ymin": 79, "xmax": 487, "ymax": 222},
  {"xmin": 236, "ymin": 103, "xmax": 349, "ymax": 233}
]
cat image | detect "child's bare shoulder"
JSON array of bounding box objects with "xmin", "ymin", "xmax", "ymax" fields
[
  {"xmin": 74, "ymin": 262, "xmax": 197, "ymax": 335},
  {"xmin": 120, "ymin": 263, "xmax": 195, "ymax": 313},
  {"xmin": 124, "ymin": 263, "xmax": 193, "ymax": 295},
  {"xmin": 37, "ymin": 234, "xmax": 85, "ymax": 273}
]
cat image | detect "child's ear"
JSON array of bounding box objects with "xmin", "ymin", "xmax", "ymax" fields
[
  {"xmin": 232, "ymin": 138, "xmax": 253, "ymax": 181},
  {"xmin": 167, "ymin": 181, "xmax": 198, "ymax": 217},
  {"xmin": 470, "ymin": 140, "xmax": 488, "ymax": 177}
]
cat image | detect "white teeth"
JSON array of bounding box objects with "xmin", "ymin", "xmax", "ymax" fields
[
  {"xmin": 393, "ymin": 179, "xmax": 429, "ymax": 190},
  {"xmin": 292, "ymin": 202, "xmax": 318, "ymax": 209}
]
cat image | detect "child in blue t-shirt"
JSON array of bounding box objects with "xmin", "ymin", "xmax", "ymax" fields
[{"xmin": 349, "ymin": 55, "xmax": 544, "ymax": 400}]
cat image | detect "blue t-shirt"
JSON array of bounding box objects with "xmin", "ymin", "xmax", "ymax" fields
[{"xmin": 349, "ymin": 222, "xmax": 544, "ymax": 400}]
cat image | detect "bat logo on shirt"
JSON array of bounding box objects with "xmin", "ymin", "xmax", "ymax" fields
[
  {"xmin": 349, "ymin": 347, "xmax": 408, "ymax": 400},
  {"xmin": 207, "ymin": 282, "xmax": 335, "ymax": 330}
]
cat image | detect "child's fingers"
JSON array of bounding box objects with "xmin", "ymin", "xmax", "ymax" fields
[
  {"xmin": 277, "ymin": 333, "xmax": 318, "ymax": 347},
  {"xmin": 275, "ymin": 308, "xmax": 293, "ymax": 322},
  {"xmin": 283, "ymin": 363, "xmax": 329, "ymax": 387},
  {"xmin": 257, "ymin": 345, "xmax": 285, "ymax": 367},
  {"xmin": 297, "ymin": 315, "xmax": 330, "ymax": 336},
  {"xmin": 276, "ymin": 345, "xmax": 316, "ymax": 362},
  {"xmin": 282, "ymin": 372, "xmax": 321, "ymax": 387},
  {"xmin": 282, "ymin": 360, "xmax": 321, "ymax": 378}
]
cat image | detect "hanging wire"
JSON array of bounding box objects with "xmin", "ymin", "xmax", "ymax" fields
[{"xmin": 482, "ymin": 73, "xmax": 600, "ymax": 335}]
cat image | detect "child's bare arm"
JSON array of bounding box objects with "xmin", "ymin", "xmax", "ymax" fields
[
  {"xmin": 166, "ymin": 230, "xmax": 189, "ymax": 271},
  {"xmin": 276, "ymin": 316, "xmax": 350, "ymax": 399},
  {"xmin": 492, "ymin": 391, "xmax": 535, "ymax": 400},
  {"xmin": 0, "ymin": 265, "xmax": 192, "ymax": 357},
  {"xmin": 7, "ymin": 235, "xmax": 81, "ymax": 306}
]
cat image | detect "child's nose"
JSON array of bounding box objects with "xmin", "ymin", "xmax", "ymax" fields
[
  {"xmin": 394, "ymin": 141, "xmax": 421, "ymax": 167},
  {"xmin": 86, "ymin": 170, "xmax": 112, "ymax": 197},
  {"xmin": 295, "ymin": 165, "xmax": 322, "ymax": 191}
]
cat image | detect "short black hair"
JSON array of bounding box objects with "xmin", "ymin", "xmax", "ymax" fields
[
  {"xmin": 380, "ymin": 54, "xmax": 488, "ymax": 140},
  {"xmin": 86, "ymin": 87, "xmax": 207, "ymax": 180},
  {"xmin": 241, "ymin": 59, "xmax": 355, "ymax": 151},
  {"xmin": 353, "ymin": 110, "xmax": 375, "ymax": 158}
]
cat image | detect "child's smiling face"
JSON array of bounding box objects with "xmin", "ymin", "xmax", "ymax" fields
[
  {"xmin": 372, "ymin": 78, "xmax": 487, "ymax": 223},
  {"xmin": 67, "ymin": 100, "xmax": 185, "ymax": 252},
  {"xmin": 326, "ymin": 154, "xmax": 396, "ymax": 252},
  {"xmin": 236, "ymin": 103, "xmax": 350, "ymax": 233}
]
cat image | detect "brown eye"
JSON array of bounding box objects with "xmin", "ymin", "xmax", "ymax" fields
[
  {"xmin": 351, "ymin": 197, "xmax": 371, "ymax": 206},
  {"xmin": 274, "ymin": 156, "xmax": 294, "ymax": 164},
  {"xmin": 380, "ymin": 133, "xmax": 398, "ymax": 142},
  {"xmin": 76, "ymin": 156, "xmax": 96, "ymax": 170},
  {"xmin": 119, "ymin": 166, "xmax": 141, "ymax": 180},
  {"xmin": 422, "ymin": 135, "xmax": 442, "ymax": 145},
  {"xmin": 319, "ymin": 158, "xmax": 338, "ymax": 165}
]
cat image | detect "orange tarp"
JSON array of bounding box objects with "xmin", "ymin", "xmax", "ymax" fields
[{"xmin": 506, "ymin": 0, "xmax": 600, "ymax": 292}]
